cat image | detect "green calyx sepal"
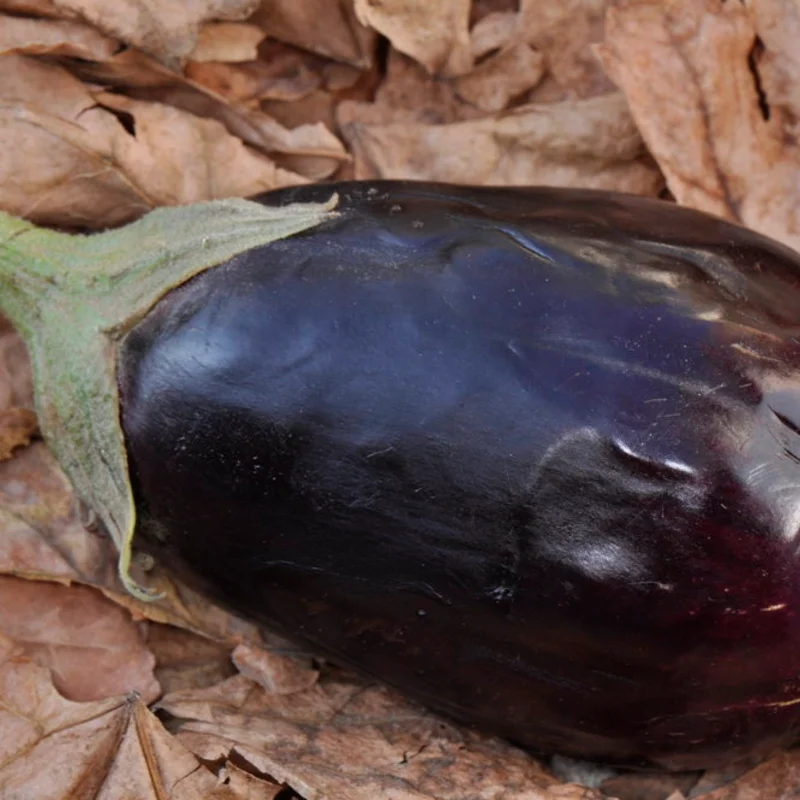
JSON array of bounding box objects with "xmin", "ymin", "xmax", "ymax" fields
[{"xmin": 0, "ymin": 195, "xmax": 338, "ymax": 600}]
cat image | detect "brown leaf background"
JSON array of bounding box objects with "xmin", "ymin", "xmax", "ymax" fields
[{"xmin": 1, "ymin": 0, "xmax": 799, "ymax": 798}]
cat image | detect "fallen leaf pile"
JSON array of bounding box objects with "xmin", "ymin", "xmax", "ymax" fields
[{"xmin": 2, "ymin": 0, "xmax": 800, "ymax": 798}]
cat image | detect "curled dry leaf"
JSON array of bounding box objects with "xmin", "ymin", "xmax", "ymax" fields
[
  {"xmin": 0, "ymin": 0, "xmax": 73, "ymax": 16},
  {"xmin": 0, "ymin": 575, "xmax": 160, "ymax": 703},
  {"xmin": 519, "ymin": 0, "xmax": 615, "ymax": 100},
  {"xmin": 745, "ymin": 0, "xmax": 800, "ymax": 127},
  {"xmin": 339, "ymin": 90, "xmax": 663, "ymax": 194},
  {"xmin": 354, "ymin": 0, "xmax": 473, "ymax": 76},
  {"xmin": 0, "ymin": 320, "xmax": 38, "ymax": 461},
  {"xmin": 0, "ymin": 634, "xmax": 134, "ymax": 798},
  {"xmin": 338, "ymin": 50, "xmax": 481, "ymax": 127},
  {"xmin": 262, "ymin": 91, "xmax": 341, "ymax": 150},
  {"xmin": 0, "ymin": 13, "xmax": 118, "ymax": 60},
  {"xmin": 694, "ymin": 749, "xmax": 800, "ymax": 799},
  {"xmin": 689, "ymin": 757, "xmax": 764, "ymax": 798},
  {"xmin": 0, "ymin": 442, "xmax": 120, "ymax": 588},
  {"xmin": 231, "ymin": 641, "xmax": 319, "ymax": 696},
  {"xmin": 0, "ymin": 318, "xmax": 32, "ymax": 412},
  {"xmin": 90, "ymin": 90, "xmax": 305, "ymax": 205},
  {"xmin": 189, "ymin": 22, "xmax": 265, "ymax": 64},
  {"xmin": 0, "ymin": 54, "xmax": 150, "ymax": 227},
  {"xmin": 598, "ymin": 770, "xmax": 700, "ymax": 800},
  {"xmin": 250, "ymin": 0, "xmax": 375, "ymax": 68},
  {"xmin": 469, "ymin": 9, "xmax": 518, "ymax": 59},
  {"xmin": 454, "ymin": 42, "xmax": 545, "ymax": 112},
  {"xmin": 0, "ymin": 54, "xmax": 304, "ymax": 227},
  {"xmin": 186, "ymin": 40, "xmax": 357, "ymax": 109},
  {"xmin": 185, "ymin": 56, "xmax": 321, "ymax": 106},
  {"xmin": 596, "ymin": 0, "xmax": 800, "ymax": 252},
  {"xmin": 216, "ymin": 763, "xmax": 283, "ymax": 800},
  {"xmin": 99, "ymin": 700, "xmax": 272, "ymax": 800},
  {"xmin": 51, "ymin": 0, "xmax": 260, "ymax": 69},
  {"xmin": 146, "ymin": 623, "xmax": 236, "ymax": 695},
  {"xmin": 161, "ymin": 670, "xmax": 603, "ymax": 800},
  {"xmin": 0, "ymin": 407, "xmax": 37, "ymax": 460},
  {"xmin": 67, "ymin": 48, "xmax": 348, "ymax": 181}
]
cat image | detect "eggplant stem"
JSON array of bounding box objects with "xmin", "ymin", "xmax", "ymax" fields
[{"xmin": 0, "ymin": 195, "xmax": 338, "ymax": 600}]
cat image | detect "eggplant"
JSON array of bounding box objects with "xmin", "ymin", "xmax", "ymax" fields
[{"xmin": 4, "ymin": 182, "xmax": 800, "ymax": 771}]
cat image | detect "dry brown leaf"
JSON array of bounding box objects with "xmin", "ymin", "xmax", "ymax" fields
[
  {"xmin": 185, "ymin": 61, "xmax": 280, "ymax": 105},
  {"xmin": 599, "ymin": 770, "xmax": 699, "ymax": 800},
  {"xmin": 330, "ymin": 46, "xmax": 492, "ymax": 136},
  {"xmin": 0, "ymin": 318, "xmax": 32, "ymax": 413},
  {"xmin": 0, "ymin": 54, "xmax": 305, "ymax": 227},
  {"xmin": 51, "ymin": 0, "xmax": 260, "ymax": 69},
  {"xmin": 519, "ymin": 0, "xmax": 615, "ymax": 99},
  {"xmin": 231, "ymin": 641, "xmax": 318, "ymax": 696},
  {"xmin": 161, "ymin": 670, "xmax": 603, "ymax": 800},
  {"xmin": 0, "ymin": 575, "xmax": 159, "ymax": 703},
  {"xmin": 0, "ymin": 442, "xmax": 120, "ymax": 587},
  {"xmin": 66, "ymin": 47, "xmax": 348, "ymax": 181},
  {"xmin": 689, "ymin": 758, "xmax": 762, "ymax": 798},
  {"xmin": 258, "ymin": 58, "xmax": 370, "ymax": 151},
  {"xmin": 147, "ymin": 624, "xmax": 236, "ymax": 695},
  {"xmin": 0, "ymin": 407, "xmax": 37, "ymax": 460},
  {"xmin": 0, "ymin": 13, "xmax": 118, "ymax": 59},
  {"xmin": 341, "ymin": 49, "xmax": 480, "ymax": 126},
  {"xmin": 0, "ymin": 634, "xmax": 135, "ymax": 797},
  {"xmin": 250, "ymin": 0, "xmax": 375, "ymax": 68},
  {"xmin": 216, "ymin": 763, "xmax": 283, "ymax": 800},
  {"xmin": 354, "ymin": 0, "xmax": 473, "ymax": 76},
  {"xmin": 90, "ymin": 90, "xmax": 305, "ymax": 204},
  {"xmin": 323, "ymin": 61, "xmax": 364, "ymax": 91},
  {"xmin": 0, "ymin": 54, "xmax": 151, "ymax": 227},
  {"xmin": 190, "ymin": 22, "xmax": 265, "ymax": 63},
  {"xmin": 0, "ymin": 638, "xmax": 267, "ymax": 800},
  {"xmin": 0, "ymin": 0, "xmax": 71, "ymax": 16},
  {"xmin": 693, "ymin": 750, "xmax": 800, "ymax": 799},
  {"xmin": 339, "ymin": 91, "xmax": 662, "ymax": 194},
  {"xmin": 455, "ymin": 42, "xmax": 545, "ymax": 112},
  {"xmin": 262, "ymin": 92, "xmax": 342, "ymax": 149},
  {"xmin": 186, "ymin": 42, "xmax": 323, "ymax": 105},
  {"xmin": 99, "ymin": 700, "xmax": 258, "ymax": 800},
  {"xmin": 597, "ymin": 0, "xmax": 800, "ymax": 251},
  {"xmin": 745, "ymin": 0, "xmax": 800, "ymax": 128},
  {"xmin": 471, "ymin": 0, "xmax": 518, "ymax": 19},
  {"xmin": 470, "ymin": 9, "xmax": 517, "ymax": 58}
]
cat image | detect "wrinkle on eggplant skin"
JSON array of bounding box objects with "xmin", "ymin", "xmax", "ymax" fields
[{"xmin": 118, "ymin": 182, "xmax": 800, "ymax": 771}]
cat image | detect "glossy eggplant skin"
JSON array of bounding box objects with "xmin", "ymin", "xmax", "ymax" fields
[{"xmin": 119, "ymin": 182, "xmax": 800, "ymax": 770}]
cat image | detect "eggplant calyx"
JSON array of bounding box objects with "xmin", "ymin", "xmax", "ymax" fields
[{"xmin": 0, "ymin": 195, "xmax": 339, "ymax": 601}]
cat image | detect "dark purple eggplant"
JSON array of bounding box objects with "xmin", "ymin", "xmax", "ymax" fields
[{"xmin": 5, "ymin": 182, "xmax": 800, "ymax": 771}]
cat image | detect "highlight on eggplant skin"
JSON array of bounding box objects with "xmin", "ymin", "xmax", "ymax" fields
[{"xmin": 117, "ymin": 181, "xmax": 800, "ymax": 771}]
